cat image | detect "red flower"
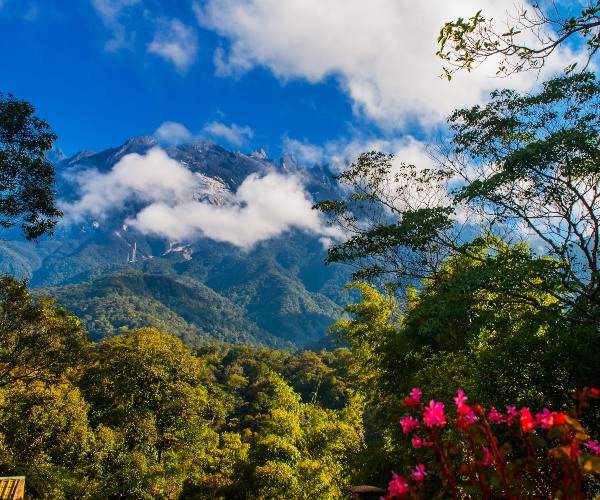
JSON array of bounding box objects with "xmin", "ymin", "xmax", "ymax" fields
[
  {"xmin": 482, "ymin": 446, "xmax": 494, "ymax": 466},
  {"xmin": 388, "ymin": 471, "xmax": 408, "ymax": 498},
  {"xmin": 505, "ymin": 406, "xmax": 518, "ymax": 426},
  {"xmin": 535, "ymin": 408, "xmax": 564, "ymax": 429},
  {"xmin": 411, "ymin": 464, "xmax": 427, "ymax": 481},
  {"xmin": 489, "ymin": 406, "xmax": 504, "ymax": 424},
  {"xmin": 412, "ymin": 434, "xmax": 433, "ymax": 448},
  {"xmin": 520, "ymin": 407, "xmax": 536, "ymax": 432},
  {"xmin": 585, "ymin": 440, "xmax": 600, "ymax": 455},
  {"xmin": 405, "ymin": 388, "xmax": 422, "ymax": 407}
]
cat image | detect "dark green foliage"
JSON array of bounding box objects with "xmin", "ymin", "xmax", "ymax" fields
[
  {"xmin": 37, "ymin": 270, "xmax": 291, "ymax": 349},
  {"xmin": 0, "ymin": 93, "xmax": 62, "ymax": 240}
]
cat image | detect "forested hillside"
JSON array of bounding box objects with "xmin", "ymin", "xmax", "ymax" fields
[
  {"xmin": 2, "ymin": 1, "xmax": 600, "ymax": 498},
  {"xmin": 0, "ymin": 138, "xmax": 350, "ymax": 349}
]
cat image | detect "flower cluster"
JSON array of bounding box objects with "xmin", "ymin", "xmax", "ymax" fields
[{"xmin": 386, "ymin": 387, "xmax": 600, "ymax": 499}]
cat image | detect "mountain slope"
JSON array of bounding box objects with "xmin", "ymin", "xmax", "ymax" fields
[{"xmin": 1, "ymin": 137, "xmax": 350, "ymax": 349}]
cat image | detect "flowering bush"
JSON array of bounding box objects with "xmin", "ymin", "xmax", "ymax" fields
[{"xmin": 386, "ymin": 387, "xmax": 600, "ymax": 499}]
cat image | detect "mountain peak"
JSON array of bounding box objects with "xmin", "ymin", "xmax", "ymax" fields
[{"xmin": 125, "ymin": 136, "xmax": 159, "ymax": 147}]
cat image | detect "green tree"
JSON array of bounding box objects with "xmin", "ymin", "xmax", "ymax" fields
[
  {"xmin": 0, "ymin": 93, "xmax": 62, "ymax": 240},
  {"xmin": 229, "ymin": 373, "xmax": 365, "ymax": 499},
  {"xmin": 0, "ymin": 379, "xmax": 103, "ymax": 499},
  {"xmin": 0, "ymin": 275, "xmax": 89, "ymax": 386},
  {"xmin": 316, "ymin": 73, "xmax": 600, "ymax": 327},
  {"xmin": 79, "ymin": 328, "xmax": 220, "ymax": 499},
  {"xmin": 331, "ymin": 241, "xmax": 597, "ymax": 480}
]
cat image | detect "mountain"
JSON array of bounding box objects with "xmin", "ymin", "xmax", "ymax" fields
[{"xmin": 0, "ymin": 137, "xmax": 350, "ymax": 349}]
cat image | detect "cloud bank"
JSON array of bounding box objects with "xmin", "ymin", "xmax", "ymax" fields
[
  {"xmin": 195, "ymin": 0, "xmax": 581, "ymax": 130},
  {"xmin": 62, "ymin": 148, "xmax": 339, "ymax": 248}
]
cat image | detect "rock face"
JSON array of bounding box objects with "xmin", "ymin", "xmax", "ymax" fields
[{"xmin": 0, "ymin": 137, "xmax": 349, "ymax": 349}]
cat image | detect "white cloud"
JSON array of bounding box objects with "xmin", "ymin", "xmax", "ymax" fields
[
  {"xmin": 91, "ymin": 0, "xmax": 140, "ymax": 50},
  {"xmin": 281, "ymin": 137, "xmax": 325, "ymax": 165},
  {"xmin": 202, "ymin": 121, "xmax": 254, "ymax": 147},
  {"xmin": 154, "ymin": 121, "xmax": 194, "ymax": 144},
  {"xmin": 130, "ymin": 172, "xmax": 340, "ymax": 248},
  {"xmin": 62, "ymin": 148, "xmax": 340, "ymax": 248},
  {"xmin": 148, "ymin": 18, "xmax": 198, "ymax": 72},
  {"xmin": 282, "ymin": 133, "xmax": 435, "ymax": 172},
  {"xmin": 153, "ymin": 120, "xmax": 255, "ymax": 148},
  {"xmin": 62, "ymin": 148, "xmax": 198, "ymax": 221},
  {"xmin": 195, "ymin": 0, "xmax": 583, "ymax": 130}
]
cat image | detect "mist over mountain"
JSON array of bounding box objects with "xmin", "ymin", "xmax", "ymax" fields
[{"xmin": 0, "ymin": 137, "xmax": 350, "ymax": 349}]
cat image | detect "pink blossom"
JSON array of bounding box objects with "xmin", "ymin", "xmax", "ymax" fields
[
  {"xmin": 411, "ymin": 464, "xmax": 427, "ymax": 481},
  {"xmin": 423, "ymin": 400, "xmax": 446, "ymax": 427},
  {"xmin": 505, "ymin": 406, "xmax": 518, "ymax": 426},
  {"xmin": 456, "ymin": 409, "xmax": 476, "ymax": 429},
  {"xmin": 489, "ymin": 406, "xmax": 504, "ymax": 424},
  {"xmin": 585, "ymin": 440, "xmax": 600, "ymax": 455},
  {"xmin": 520, "ymin": 407, "xmax": 536, "ymax": 432},
  {"xmin": 482, "ymin": 446, "xmax": 495, "ymax": 466},
  {"xmin": 388, "ymin": 471, "xmax": 408, "ymax": 498},
  {"xmin": 405, "ymin": 388, "xmax": 422, "ymax": 407},
  {"xmin": 412, "ymin": 434, "xmax": 433, "ymax": 448},
  {"xmin": 400, "ymin": 416, "xmax": 420, "ymax": 434},
  {"xmin": 535, "ymin": 408, "xmax": 564, "ymax": 429},
  {"xmin": 453, "ymin": 389, "xmax": 468, "ymax": 410}
]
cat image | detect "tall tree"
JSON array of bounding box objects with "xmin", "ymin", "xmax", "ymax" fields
[
  {"xmin": 0, "ymin": 93, "xmax": 62, "ymax": 240},
  {"xmin": 316, "ymin": 72, "xmax": 600, "ymax": 326}
]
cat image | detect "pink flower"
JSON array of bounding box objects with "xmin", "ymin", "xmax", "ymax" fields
[
  {"xmin": 423, "ymin": 400, "xmax": 446, "ymax": 427},
  {"xmin": 482, "ymin": 446, "xmax": 494, "ymax": 466},
  {"xmin": 520, "ymin": 407, "xmax": 536, "ymax": 432},
  {"xmin": 505, "ymin": 406, "xmax": 518, "ymax": 426},
  {"xmin": 400, "ymin": 416, "xmax": 420, "ymax": 434},
  {"xmin": 412, "ymin": 434, "xmax": 433, "ymax": 448},
  {"xmin": 590, "ymin": 388, "xmax": 599, "ymax": 398},
  {"xmin": 453, "ymin": 389, "xmax": 468, "ymax": 410},
  {"xmin": 536, "ymin": 408, "xmax": 563, "ymax": 429},
  {"xmin": 411, "ymin": 464, "xmax": 427, "ymax": 481},
  {"xmin": 388, "ymin": 471, "xmax": 408, "ymax": 498},
  {"xmin": 489, "ymin": 406, "xmax": 504, "ymax": 424},
  {"xmin": 585, "ymin": 440, "xmax": 600, "ymax": 455},
  {"xmin": 405, "ymin": 388, "xmax": 422, "ymax": 407}
]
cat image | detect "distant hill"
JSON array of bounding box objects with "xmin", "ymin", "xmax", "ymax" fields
[{"xmin": 1, "ymin": 137, "xmax": 350, "ymax": 349}]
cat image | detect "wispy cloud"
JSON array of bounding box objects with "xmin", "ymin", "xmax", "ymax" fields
[
  {"xmin": 62, "ymin": 148, "xmax": 340, "ymax": 248},
  {"xmin": 202, "ymin": 121, "xmax": 254, "ymax": 148},
  {"xmin": 90, "ymin": 0, "xmax": 140, "ymax": 51},
  {"xmin": 147, "ymin": 18, "xmax": 198, "ymax": 72},
  {"xmin": 281, "ymin": 136, "xmax": 325, "ymax": 165},
  {"xmin": 282, "ymin": 133, "xmax": 435, "ymax": 172},
  {"xmin": 154, "ymin": 120, "xmax": 254, "ymax": 148},
  {"xmin": 154, "ymin": 121, "xmax": 194, "ymax": 144},
  {"xmin": 195, "ymin": 0, "xmax": 583, "ymax": 131}
]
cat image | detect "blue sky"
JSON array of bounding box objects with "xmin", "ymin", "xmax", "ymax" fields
[{"xmin": 0, "ymin": 0, "xmax": 585, "ymax": 164}]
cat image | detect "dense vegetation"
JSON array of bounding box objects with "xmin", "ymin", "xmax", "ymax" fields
[
  {"xmin": 2, "ymin": 4, "xmax": 600, "ymax": 498},
  {"xmin": 0, "ymin": 280, "xmax": 362, "ymax": 498}
]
